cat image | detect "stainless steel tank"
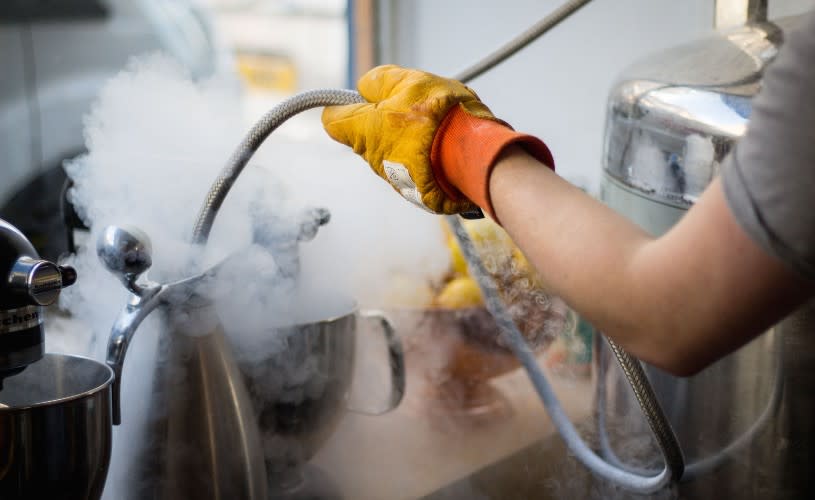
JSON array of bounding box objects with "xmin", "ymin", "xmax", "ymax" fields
[{"xmin": 597, "ymin": 12, "xmax": 812, "ymax": 499}]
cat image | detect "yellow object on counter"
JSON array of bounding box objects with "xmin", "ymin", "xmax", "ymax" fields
[
  {"xmin": 446, "ymin": 234, "xmax": 469, "ymax": 276},
  {"xmin": 462, "ymin": 218, "xmax": 512, "ymax": 248},
  {"xmin": 434, "ymin": 277, "xmax": 484, "ymax": 309},
  {"xmin": 443, "ymin": 218, "xmax": 514, "ymax": 276},
  {"xmin": 437, "ymin": 218, "xmax": 562, "ymax": 347},
  {"xmin": 234, "ymin": 52, "xmax": 297, "ymax": 92}
]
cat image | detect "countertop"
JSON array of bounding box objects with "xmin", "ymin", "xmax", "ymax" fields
[
  {"xmin": 311, "ymin": 316, "xmax": 594, "ymax": 500},
  {"xmin": 44, "ymin": 308, "xmax": 594, "ymax": 500}
]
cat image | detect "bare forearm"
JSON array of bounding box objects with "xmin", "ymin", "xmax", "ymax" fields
[
  {"xmin": 489, "ymin": 147, "xmax": 658, "ymax": 352},
  {"xmin": 489, "ymin": 146, "xmax": 811, "ymax": 374}
]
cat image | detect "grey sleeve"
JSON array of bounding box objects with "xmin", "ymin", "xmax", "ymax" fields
[{"xmin": 721, "ymin": 10, "xmax": 815, "ymax": 281}]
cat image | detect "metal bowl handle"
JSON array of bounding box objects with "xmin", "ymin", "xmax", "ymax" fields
[
  {"xmin": 105, "ymin": 290, "xmax": 165, "ymax": 425},
  {"xmin": 347, "ymin": 310, "xmax": 405, "ymax": 416}
]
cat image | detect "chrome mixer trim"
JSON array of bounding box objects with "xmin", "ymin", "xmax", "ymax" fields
[{"xmin": 0, "ymin": 305, "xmax": 42, "ymax": 334}]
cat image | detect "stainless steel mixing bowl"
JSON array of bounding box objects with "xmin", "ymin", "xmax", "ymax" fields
[
  {"xmin": 238, "ymin": 307, "xmax": 404, "ymax": 485},
  {"xmin": 0, "ymin": 353, "xmax": 114, "ymax": 500}
]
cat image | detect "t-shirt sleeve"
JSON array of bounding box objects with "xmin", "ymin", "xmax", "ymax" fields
[{"xmin": 721, "ymin": 10, "xmax": 815, "ymax": 281}]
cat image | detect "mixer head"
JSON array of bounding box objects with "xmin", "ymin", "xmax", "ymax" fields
[{"xmin": 0, "ymin": 218, "xmax": 76, "ymax": 383}]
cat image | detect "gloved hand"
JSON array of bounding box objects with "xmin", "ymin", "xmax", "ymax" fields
[{"xmin": 322, "ymin": 65, "xmax": 553, "ymax": 219}]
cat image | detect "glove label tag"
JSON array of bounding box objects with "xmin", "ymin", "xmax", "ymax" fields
[{"xmin": 383, "ymin": 160, "xmax": 432, "ymax": 213}]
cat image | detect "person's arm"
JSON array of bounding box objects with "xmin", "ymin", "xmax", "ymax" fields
[
  {"xmin": 490, "ymin": 145, "xmax": 813, "ymax": 375},
  {"xmin": 322, "ymin": 47, "xmax": 815, "ymax": 376}
]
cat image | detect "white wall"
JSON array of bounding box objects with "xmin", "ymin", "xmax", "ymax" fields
[
  {"xmin": 770, "ymin": 0, "xmax": 814, "ymax": 18},
  {"xmin": 378, "ymin": 0, "xmax": 812, "ymax": 192}
]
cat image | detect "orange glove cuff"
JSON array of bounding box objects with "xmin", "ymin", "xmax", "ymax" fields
[{"xmin": 430, "ymin": 105, "xmax": 554, "ymax": 220}]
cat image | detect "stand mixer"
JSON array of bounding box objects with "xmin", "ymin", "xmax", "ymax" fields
[{"xmin": 0, "ymin": 218, "xmax": 113, "ymax": 500}]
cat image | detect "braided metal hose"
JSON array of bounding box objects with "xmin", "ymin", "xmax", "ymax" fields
[
  {"xmin": 192, "ymin": 0, "xmax": 596, "ymax": 242},
  {"xmin": 596, "ymin": 332, "xmax": 784, "ymax": 480},
  {"xmin": 604, "ymin": 336, "xmax": 685, "ymax": 478},
  {"xmin": 446, "ymin": 216, "xmax": 680, "ymax": 493},
  {"xmin": 189, "ymin": 0, "xmax": 685, "ymax": 493},
  {"xmin": 190, "ymin": 89, "xmax": 364, "ymax": 244},
  {"xmin": 454, "ymin": 0, "xmax": 594, "ymax": 82}
]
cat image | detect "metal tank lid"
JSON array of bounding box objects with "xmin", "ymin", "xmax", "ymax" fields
[{"xmin": 602, "ymin": 16, "xmax": 801, "ymax": 208}]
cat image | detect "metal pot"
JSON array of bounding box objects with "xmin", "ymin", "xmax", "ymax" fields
[
  {"xmin": 120, "ymin": 299, "xmax": 268, "ymax": 500},
  {"xmin": 0, "ymin": 353, "xmax": 114, "ymax": 500},
  {"xmin": 238, "ymin": 305, "xmax": 405, "ymax": 492}
]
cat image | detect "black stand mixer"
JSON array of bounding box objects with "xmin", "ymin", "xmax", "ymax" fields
[{"xmin": 0, "ymin": 218, "xmax": 114, "ymax": 500}]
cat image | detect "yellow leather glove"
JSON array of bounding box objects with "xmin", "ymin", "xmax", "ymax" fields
[{"xmin": 322, "ymin": 65, "xmax": 503, "ymax": 214}]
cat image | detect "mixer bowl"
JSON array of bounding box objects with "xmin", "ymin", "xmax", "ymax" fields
[
  {"xmin": 237, "ymin": 303, "xmax": 404, "ymax": 493},
  {"xmin": 239, "ymin": 309, "xmax": 357, "ymax": 474},
  {"xmin": 0, "ymin": 353, "xmax": 114, "ymax": 500}
]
